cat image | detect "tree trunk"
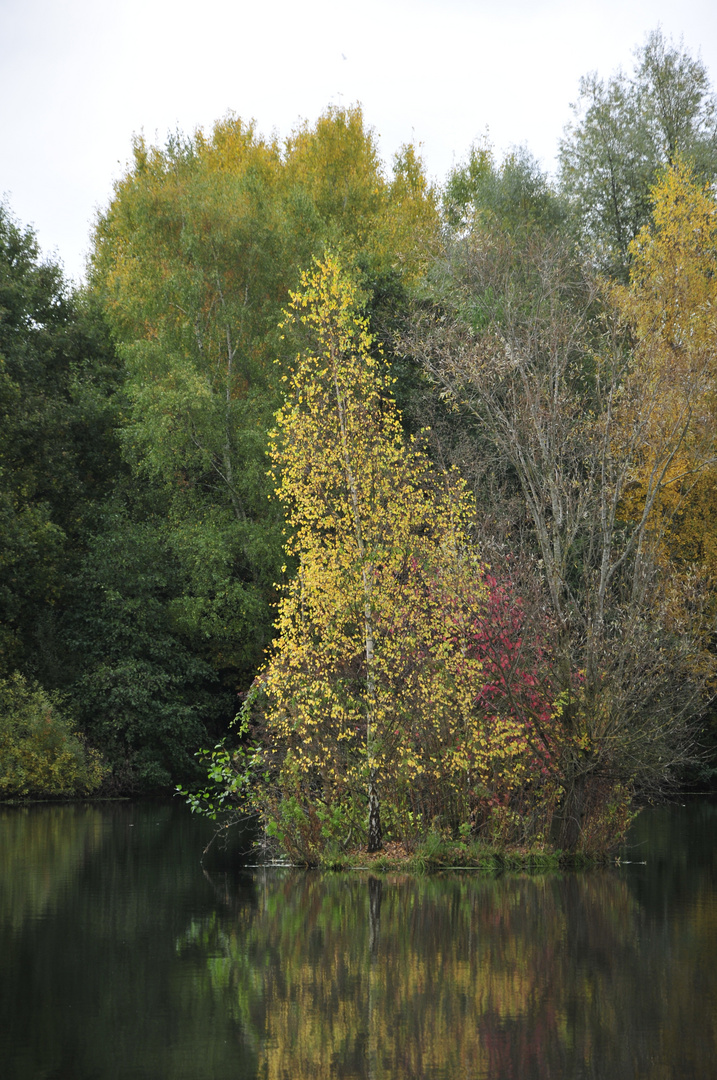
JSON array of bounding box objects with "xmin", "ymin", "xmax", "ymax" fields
[
  {"xmin": 367, "ymin": 773, "xmax": 382, "ymax": 852},
  {"xmin": 332, "ymin": 351, "xmax": 383, "ymax": 852},
  {"xmin": 558, "ymin": 772, "xmax": 586, "ymax": 851}
]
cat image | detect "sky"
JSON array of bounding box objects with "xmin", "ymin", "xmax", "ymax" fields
[{"xmin": 1, "ymin": 0, "xmax": 717, "ymax": 284}]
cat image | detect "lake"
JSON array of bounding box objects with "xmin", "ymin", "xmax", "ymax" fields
[{"xmin": 1, "ymin": 797, "xmax": 715, "ymax": 1079}]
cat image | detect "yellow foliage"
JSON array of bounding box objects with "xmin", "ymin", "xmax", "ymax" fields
[
  {"xmin": 615, "ymin": 161, "xmax": 717, "ymax": 584},
  {"xmin": 622, "ymin": 160, "xmax": 717, "ymax": 356},
  {"xmin": 283, "ymin": 105, "xmax": 440, "ymax": 285},
  {"xmin": 256, "ymin": 255, "xmax": 560, "ymax": 856}
]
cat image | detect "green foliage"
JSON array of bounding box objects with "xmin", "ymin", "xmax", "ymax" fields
[
  {"xmin": 90, "ymin": 106, "xmax": 439, "ymax": 700},
  {"xmin": 559, "ymin": 28, "xmax": 717, "ymax": 278},
  {"xmin": 443, "ymin": 141, "xmax": 566, "ymax": 237},
  {"xmin": 92, "ymin": 119, "xmax": 293, "ymax": 692},
  {"xmin": 0, "ymin": 673, "xmax": 105, "ymax": 798},
  {"xmin": 0, "ymin": 201, "xmax": 124, "ymax": 685},
  {"xmin": 10, "ymin": 85, "xmax": 717, "ymax": 817},
  {"xmin": 0, "ymin": 203, "xmax": 72, "ymax": 673},
  {"xmin": 65, "ymin": 498, "xmax": 231, "ymax": 791}
]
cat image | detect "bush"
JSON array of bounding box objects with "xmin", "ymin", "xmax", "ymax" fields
[{"xmin": 0, "ymin": 674, "xmax": 106, "ymax": 798}]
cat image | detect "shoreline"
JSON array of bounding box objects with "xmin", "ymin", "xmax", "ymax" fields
[{"xmin": 267, "ymin": 838, "xmax": 616, "ymax": 873}]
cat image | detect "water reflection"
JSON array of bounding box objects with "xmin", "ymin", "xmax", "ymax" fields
[
  {"xmin": 0, "ymin": 803, "xmax": 107, "ymax": 929},
  {"xmin": 1, "ymin": 800, "xmax": 716, "ymax": 1079},
  {"xmin": 186, "ymin": 869, "xmax": 643, "ymax": 1078},
  {"xmin": 187, "ymin": 804, "xmax": 717, "ymax": 1080},
  {"xmin": 0, "ymin": 801, "xmax": 255, "ymax": 1080}
]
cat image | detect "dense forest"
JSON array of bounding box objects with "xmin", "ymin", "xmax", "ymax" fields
[{"xmin": 2, "ymin": 29, "xmax": 717, "ymax": 856}]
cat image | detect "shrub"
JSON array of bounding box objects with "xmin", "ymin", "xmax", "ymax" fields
[{"xmin": 0, "ymin": 674, "xmax": 106, "ymax": 798}]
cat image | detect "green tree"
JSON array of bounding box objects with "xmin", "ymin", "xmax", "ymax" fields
[
  {"xmin": 0, "ymin": 673, "xmax": 105, "ymax": 797},
  {"xmin": 0, "ymin": 202, "xmax": 122, "ymax": 686},
  {"xmin": 65, "ymin": 496, "xmax": 231, "ymax": 791},
  {"xmin": 443, "ymin": 141, "xmax": 566, "ymax": 237},
  {"xmin": 91, "ymin": 119, "xmax": 288, "ymax": 686},
  {"xmin": 559, "ymin": 28, "xmax": 717, "ymax": 278},
  {"xmin": 0, "ymin": 200, "xmax": 219, "ymax": 791},
  {"xmin": 91, "ymin": 106, "xmax": 439, "ymax": 697}
]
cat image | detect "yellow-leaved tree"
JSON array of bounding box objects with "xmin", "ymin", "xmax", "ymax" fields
[
  {"xmin": 260, "ymin": 255, "xmax": 486, "ymax": 856},
  {"xmin": 617, "ymin": 160, "xmax": 717, "ymax": 588},
  {"xmin": 187, "ymin": 257, "xmax": 575, "ymax": 859}
]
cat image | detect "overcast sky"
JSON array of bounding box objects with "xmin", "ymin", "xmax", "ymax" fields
[{"xmin": 2, "ymin": 0, "xmax": 716, "ymax": 284}]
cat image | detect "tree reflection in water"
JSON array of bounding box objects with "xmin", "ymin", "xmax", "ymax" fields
[
  {"xmin": 184, "ymin": 847, "xmax": 717, "ymax": 1080},
  {"xmin": 2, "ymin": 801, "xmax": 715, "ymax": 1079}
]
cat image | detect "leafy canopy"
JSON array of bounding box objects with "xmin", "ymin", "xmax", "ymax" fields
[
  {"xmin": 90, "ymin": 106, "xmax": 440, "ymax": 691},
  {"xmin": 559, "ymin": 28, "xmax": 717, "ymax": 278},
  {"xmin": 203, "ymin": 256, "xmax": 566, "ymax": 860}
]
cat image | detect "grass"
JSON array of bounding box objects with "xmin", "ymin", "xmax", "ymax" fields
[{"xmin": 317, "ymin": 835, "xmax": 607, "ymax": 873}]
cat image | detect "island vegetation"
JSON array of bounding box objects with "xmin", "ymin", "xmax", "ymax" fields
[{"xmin": 2, "ymin": 30, "xmax": 717, "ymax": 860}]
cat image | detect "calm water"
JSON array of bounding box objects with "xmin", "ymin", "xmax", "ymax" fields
[{"xmin": 1, "ymin": 798, "xmax": 716, "ymax": 1080}]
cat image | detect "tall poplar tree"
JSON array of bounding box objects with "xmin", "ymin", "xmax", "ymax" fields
[{"xmin": 616, "ymin": 161, "xmax": 717, "ymax": 593}]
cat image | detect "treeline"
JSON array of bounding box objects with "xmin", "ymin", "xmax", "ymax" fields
[{"xmin": 1, "ymin": 31, "xmax": 717, "ymax": 850}]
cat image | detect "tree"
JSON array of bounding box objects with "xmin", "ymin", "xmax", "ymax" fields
[
  {"xmin": 0, "ymin": 200, "xmax": 227, "ymax": 791},
  {"xmin": 259, "ymin": 255, "xmax": 485, "ymax": 855},
  {"xmin": 91, "ymin": 118, "xmax": 289, "ymax": 686},
  {"xmin": 614, "ymin": 161, "xmax": 717, "ymax": 627},
  {"xmin": 90, "ymin": 106, "xmax": 440, "ymax": 695},
  {"xmin": 0, "ymin": 673, "xmax": 105, "ymax": 798},
  {"xmin": 0, "ymin": 202, "xmax": 122, "ymax": 687},
  {"xmin": 405, "ymin": 219, "xmax": 710, "ymax": 848},
  {"xmin": 65, "ymin": 497, "xmax": 230, "ymax": 791},
  {"xmin": 180, "ymin": 255, "xmax": 588, "ymax": 861},
  {"xmin": 283, "ymin": 107, "xmax": 440, "ymax": 284},
  {"xmin": 443, "ymin": 141, "xmax": 566, "ymax": 237},
  {"xmin": 559, "ymin": 29, "xmax": 717, "ymax": 278}
]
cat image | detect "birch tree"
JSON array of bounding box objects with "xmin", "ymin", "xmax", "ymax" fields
[{"xmin": 262, "ymin": 255, "xmax": 486, "ymax": 855}]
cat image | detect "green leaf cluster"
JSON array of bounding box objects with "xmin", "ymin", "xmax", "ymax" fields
[
  {"xmin": 0, "ymin": 673, "xmax": 105, "ymax": 798},
  {"xmin": 559, "ymin": 28, "xmax": 717, "ymax": 278}
]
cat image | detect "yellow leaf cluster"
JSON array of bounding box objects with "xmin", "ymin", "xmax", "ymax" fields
[
  {"xmin": 262, "ymin": 255, "xmax": 491, "ymax": 847},
  {"xmin": 615, "ymin": 161, "xmax": 717, "ymax": 585}
]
